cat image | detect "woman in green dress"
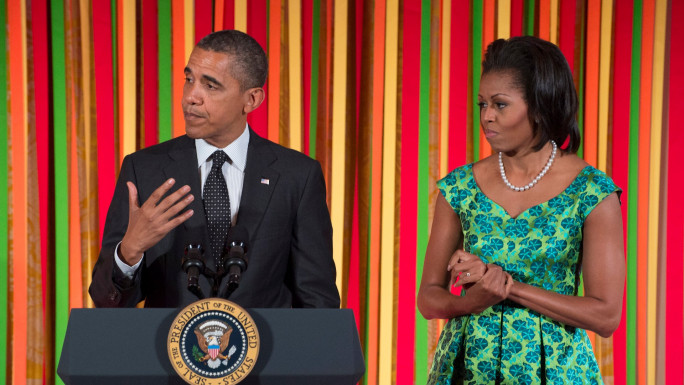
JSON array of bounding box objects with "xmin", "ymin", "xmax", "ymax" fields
[{"xmin": 418, "ymin": 36, "xmax": 624, "ymax": 384}]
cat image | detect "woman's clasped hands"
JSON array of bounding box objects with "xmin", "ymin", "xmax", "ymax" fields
[{"xmin": 447, "ymin": 250, "xmax": 513, "ymax": 314}]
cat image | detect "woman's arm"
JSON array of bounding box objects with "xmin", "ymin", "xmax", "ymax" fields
[
  {"xmin": 418, "ymin": 194, "xmax": 510, "ymax": 319},
  {"xmin": 506, "ymin": 193, "xmax": 625, "ymax": 337}
]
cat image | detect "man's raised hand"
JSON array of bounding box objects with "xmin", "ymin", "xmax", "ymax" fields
[{"xmin": 119, "ymin": 179, "xmax": 195, "ymax": 265}]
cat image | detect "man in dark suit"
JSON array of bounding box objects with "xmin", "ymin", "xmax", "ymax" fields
[{"xmin": 89, "ymin": 30, "xmax": 340, "ymax": 309}]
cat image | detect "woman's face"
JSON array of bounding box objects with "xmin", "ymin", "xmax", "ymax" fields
[{"xmin": 478, "ymin": 71, "xmax": 535, "ymax": 154}]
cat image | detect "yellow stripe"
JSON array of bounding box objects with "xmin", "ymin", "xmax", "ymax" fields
[
  {"xmin": 379, "ymin": 3, "xmax": 400, "ymax": 384},
  {"xmin": 184, "ymin": 0, "xmax": 194, "ymax": 61},
  {"xmin": 597, "ymin": 0, "xmax": 612, "ymax": 172},
  {"xmin": 235, "ymin": 0, "xmax": 247, "ymax": 33},
  {"xmin": 549, "ymin": 0, "xmax": 558, "ymax": 44},
  {"xmin": 648, "ymin": 1, "xmax": 667, "ymax": 383},
  {"xmin": 331, "ymin": 0, "xmax": 348, "ymax": 296},
  {"xmin": 497, "ymin": 0, "xmax": 511, "ymax": 39},
  {"xmin": 288, "ymin": 0, "xmax": 302, "ymax": 152},
  {"xmin": 79, "ymin": 0, "xmax": 96, "ymax": 307},
  {"xmin": 440, "ymin": 0, "xmax": 451, "ymax": 176},
  {"xmin": 122, "ymin": 0, "xmax": 136, "ymax": 156}
]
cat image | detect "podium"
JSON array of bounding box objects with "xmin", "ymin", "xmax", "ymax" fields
[{"xmin": 58, "ymin": 308, "xmax": 365, "ymax": 384}]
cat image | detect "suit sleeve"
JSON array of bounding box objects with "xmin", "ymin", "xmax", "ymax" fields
[
  {"xmin": 288, "ymin": 161, "xmax": 341, "ymax": 308},
  {"xmin": 89, "ymin": 155, "xmax": 146, "ymax": 307}
]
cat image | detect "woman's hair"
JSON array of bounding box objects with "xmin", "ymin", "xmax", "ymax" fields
[{"xmin": 482, "ymin": 36, "xmax": 580, "ymax": 153}]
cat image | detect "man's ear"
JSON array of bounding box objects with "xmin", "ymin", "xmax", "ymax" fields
[{"xmin": 243, "ymin": 88, "xmax": 265, "ymax": 114}]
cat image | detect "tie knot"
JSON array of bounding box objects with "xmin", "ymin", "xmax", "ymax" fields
[{"xmin": 210, "ymin": 150, "xmax": 229, "ymax": 169}]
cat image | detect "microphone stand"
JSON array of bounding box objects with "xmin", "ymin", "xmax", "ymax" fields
[
  {"xmin": 218, "ymin": 240, "xmax": 248, "ymax": 299},
  {"xmin": 182, "ymin": 244, "xmax": 207, "ymax": 299},
  {"xmin": 183, "ymin": 243, "xmax": 235, "ymax": 299}
]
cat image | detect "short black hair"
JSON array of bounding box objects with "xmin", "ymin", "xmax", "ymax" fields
[
  {"xmin": 482, "ymin": 36, "xmax": 580, "ymax": 153},
  {"xmin": 196, "ymin": 30, "xmax": 268, "ymax": 91}
]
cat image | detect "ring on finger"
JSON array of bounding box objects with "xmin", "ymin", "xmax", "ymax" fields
[{"xmin": 465, "ymin": 272, "xmax": 471, "ymax": 278}]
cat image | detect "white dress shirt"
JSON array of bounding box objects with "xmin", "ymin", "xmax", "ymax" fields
[{"xmin": 115, "ymin": 124, "xmax": 250, "ymax": 278}]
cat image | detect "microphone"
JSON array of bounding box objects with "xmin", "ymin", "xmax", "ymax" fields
[
  {"xmin": 182, "ymin": 241, "xmax": 206, "ymax": 299},
  {"xmin": 219, "ymin": 226, "xmax": 249, "ymax": 299}
]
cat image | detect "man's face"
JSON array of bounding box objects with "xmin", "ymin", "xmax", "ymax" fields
[{"xmin": 182, "ymin": 48, "xmax": 258, "ymax": 148}]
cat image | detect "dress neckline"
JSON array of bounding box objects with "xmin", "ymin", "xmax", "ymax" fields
[{"xmin": 468, "ymin": 164, "xmax": 593, "ymax": 220}]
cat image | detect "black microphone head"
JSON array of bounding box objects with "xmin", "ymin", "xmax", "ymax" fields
[
  {"xmin": 183, "ymin": 227, "xmax": 205, "ymax": 273},
  {"xmin": 184, "ymin": 243, "xmax": 203, "ymax": 255},
  {"xmin": 225, "ymin": 225, "xmax": 249, "ymax": 253},
  {"xmin": 184, "ymin": 227, "xmax": 205, "ymax": 252}
]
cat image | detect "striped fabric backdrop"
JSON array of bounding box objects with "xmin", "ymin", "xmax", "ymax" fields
[{"xmin": 1, "ymin": 0, "xmax": 682, "ymax": 384}]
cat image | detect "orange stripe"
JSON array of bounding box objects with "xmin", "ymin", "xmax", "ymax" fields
[
  {"xmin": 480, "ymin": 0, "xmax": 495, "ymax": 158},
  {"xmin": 637, "ymin": 0, "xmax": 655, "ymax": 382},
  {"xmin": 214, "ymin": 0, "xmax": 225, "ymax": 31},
  {"xmin": 8, "ymin": 1, "xmax": 28, "ymax": 383},
  {"xmin": 173, "ymin": 0, "xmax": 186, "ymax": 138},
  {"xmin": 584, "ymin": 26, "xmax": 600, "ymax": 326},
  {"xmin": 69, "ymin": 108, "xmax": 83, "ymax": 309},
  {"xmin": 368, "ymin": 1, "xmax": 386, "ymax": 383},
  {"xmin": 539, "ymin": 0, "xmax": 550, "ymax": 41},
  {"xmin": 583, "ymin": 0, "xmax": 600, "ymax": 167},
  {"xmin": 267, "ymin": 0, "xmax": 281, "ymax": 142}
]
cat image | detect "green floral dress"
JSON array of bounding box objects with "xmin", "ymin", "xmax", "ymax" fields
[{"xmin": 428, "ymin": 164, "xmax": 620, "ymax": 385}]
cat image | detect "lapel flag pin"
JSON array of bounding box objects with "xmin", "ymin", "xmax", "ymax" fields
[{"xmin": 261, "ymin": 178, "xmax": 270, "ymax": 185}]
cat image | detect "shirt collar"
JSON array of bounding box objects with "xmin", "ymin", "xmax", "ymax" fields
[{"xmin": 195, "ymin": 124, "xmax": 250, "ymax": 172}]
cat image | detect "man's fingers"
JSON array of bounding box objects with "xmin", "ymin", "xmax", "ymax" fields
[
  {"xmin": 127, "ymin": 182, "xmax": 140, "ymax": 211},
  {"xmin": 160, "ymin": 208, "xmax": 195, "ymax": 233},
  {"xmin": 142, "ymin": 178, "xmax": 177, "ymax": 209},
  {"xmin": 158, "ymin": 192, "xmax": 195, "ymax": 221},
  {"xmin": 155, "ymin": 184, "xmax": 192, "ymax": 214}
]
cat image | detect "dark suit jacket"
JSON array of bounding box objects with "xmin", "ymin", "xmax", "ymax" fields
[{"xmin": 89, "ymin": 129, "xmax": 340, "ymax": 308}]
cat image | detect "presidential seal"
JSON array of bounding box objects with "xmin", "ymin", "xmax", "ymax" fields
[{"xmin": 167, "ymin": 298, "xmax": 260, "ymax": 384}]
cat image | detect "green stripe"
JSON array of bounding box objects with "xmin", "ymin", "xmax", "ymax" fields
[
  {"xmin": 415, "ymin": 0, "xmax": 432, "ymax": 381},
  {"xmin": 577, "ymin": 5, "xmax": 586, "ymax": 158},
  {"xmin": 471, "ymin": 0, "xmax": 483, "ymax": 161},
  {"xmin": 0, "ymin": 0, "xmax": 9, "ymax": 381},
  {"xmin": 51, "ymin": 1, "xmax": 69, "ymax": 383},
  {"xmin": 626, "ymin": 2, "xmax": 642, "ymax": 384},
  {"xmin": 524, "ymin": 0, "xmax": 535, "ymax": 36},
  {"xmin": 158, "ymin": 0, "xmax": 172, "ymax": 142},
  {"xmin": 308, "ymin": 0, "xmax": 320, "ymax": 158}
]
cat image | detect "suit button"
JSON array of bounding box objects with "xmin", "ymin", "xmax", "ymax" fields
[{"xmin": 109, "ymin": 290, "xmax": 120, "ymax": 303}]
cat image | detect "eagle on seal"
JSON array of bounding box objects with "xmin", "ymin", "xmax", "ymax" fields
[{"xmin": 194, "ymin": 322, "xmax": 233, "ymax": 369}]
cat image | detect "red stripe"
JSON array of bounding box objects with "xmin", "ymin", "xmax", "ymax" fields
[
  {"xmin": 31, "ymin": 0, "xmax": 50, "ymax": 381},
  {"xmin": 510, "ymin": 0, "xmax": 524, "ymax": 37},
  {"xmin": 302, "ymin": 0, "xmax": 312, "ymax": 155},
  {"xmin": 347, "ymin": 172, "xmax": 361, "ymax": 331},
  {"xmin": 92, "ymin": 0, "xmax": 115, "ymax": 245},
  {"xmin": 611, "ymin": 2, "xmax": 633, "ymax": 383},
  {"xmin": 223, "ymin": 0, "xmax": 235, "ymax": 30},
  {"xmin": 194, "ymin": 0, "xmax": 213, "ymax": 43},
  {"xmin": 667, "ymin": 0, "xmax": 684, "ymax": 382},
  {"xmin": 448, "ymin": 0, "xmax": 468, "ymax": 170},
  {"xmin": 397, "ymin": 1, "xmax": 421, "ymax": 384},
  {"xmin": 247, "ymin": 0, "xmax": 268, "ymax": 137},
  {"xmin": 143, "ymin": 0, "xmax": 159, "ymax": 146},
  {"xmin": 558, "ymin": 0, "xmax": 576, "ymax": 74}
]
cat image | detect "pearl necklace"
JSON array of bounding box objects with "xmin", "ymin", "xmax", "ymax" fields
[{"xmin": 499, "ymin": 141, "xmax": 557, "ymax": 192}]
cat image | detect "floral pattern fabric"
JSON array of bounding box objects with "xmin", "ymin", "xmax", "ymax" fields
[{"xmin": 427, "ymin": 164, "xmax": 620, "ymax": 385}]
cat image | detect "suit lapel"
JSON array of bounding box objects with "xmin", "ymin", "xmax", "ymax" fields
[
  {"xmin": 237, "ymin": 129, "xmax": 279, "ymax": 242},
  {"xmin": 163, "ymin": 136, "xmax": 209, "ymax": 242}
]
